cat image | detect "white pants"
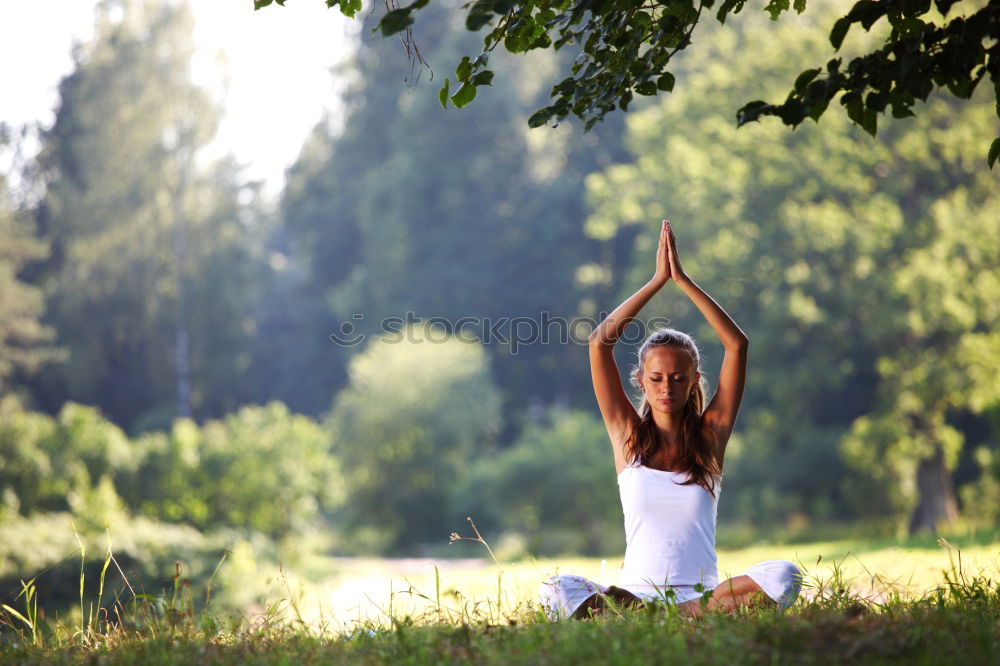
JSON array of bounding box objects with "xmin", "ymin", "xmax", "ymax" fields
[{"xmin": 539, "ymin": 560, "xmax": 802, "ymax": 620}]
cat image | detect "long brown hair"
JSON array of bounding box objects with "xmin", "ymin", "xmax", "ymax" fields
[{"xmin": 626, "ymin": 328, "xmax": 721, "ymax": 495}]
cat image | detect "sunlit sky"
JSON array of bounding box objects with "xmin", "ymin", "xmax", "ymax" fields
[{"xmin": 0, "ymin": 1, "xmax": 355, "ymax": 196}]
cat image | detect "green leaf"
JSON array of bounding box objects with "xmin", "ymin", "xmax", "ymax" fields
[
  {"xmin": 891, "ymin": 101, "xmax": 915, "ymax": 118},
  {"xmin": 439, "ymin": 78, "xmax": 450, "ymax": 109},
  {"xmin": 830, "ymin": 17, "xmax": 851, "ymax": 49},
  {"xmin": 988, "ymin": 137, "xmax": 1000, "ymax": 169},
  {"xmin": 777, "ymin": 99, "xmax": 807, "ymax": 125},
  {"xmin": 528, "ymin": 108, "xmax": 553, "ymax": 128},
  {"xmin": 899, "ymin": 16, "xmax": 926, "ymax": 36},
  {"xmin": 1, "ymin": 604, "xmax": 32, "ymax": 629},
  {"xmin": 450, "ymin": 83, "xmax": 477, "ymax": 109},
  {"xmin": 866, "ymin": 89, "xmax": 890, "ymax": 113},
  {"xmin": 659, "ymin": 13, "xmax": 681, "ymax": 31},
  {"xmin": 794, "ymin": 0, "xmax": 807, "ymax": 12},
  {"xmin": 657, "ymin": 73, "xmax": 676, "ymax": 92},
  {"xmin": 843, "ymin": 92, "xmax": 863, "ymax": 124},
  {"xmin": 946, "ymin": 76, "xmax": 974, "ymax": 99},
  {"xmin": 466, "ymin": 7, "xmax": 495, "ymax": 31},
  {"xmin": 504, "ymin": 33, "xmax": 529, "ymax": 52},
  {"xmin": 524, "ymin": 21, "xmax": 545, "ymax": 43},
  {"xmin": 456, "ymin": 56, "xmax": 473, "ymax": 82},
  {"xmin": 715, "ymin": 0, "xmax": 747, "ymax": 23},
  {"xmin": 807, "ymin": 97, "xmax": 831, "ymax": 121},
  {"xmin": 900, "ymin": 0, "xmax": 931, "ymax": 18},
  {"xmin": 530, "ymin": 33, "xmax": 552, "ymax": 49},
  {"xmin": 854, "ymin": 1, "xmax": 886, "ymax": 30},
  {"xmin": 340, "ymin": 0, "xmax": 362, "ymax": 18},
  {"xmin": 804, "ymin": 79, "xmax": 829, "ymax": 105},
  {"xmin": 736, "ymin": 100, "xmax": 770, "ymax": 125},
  {"xmin": 861, "ymin": 107, "xmax": 878, "ymax": 137},
  {"xmin": 635, "ymin": 81, "xmax": 658, "ymax": 96},
  {"xmin": 794, "ymin": 68, "xmax": 821, "ymax": 92},
  {"xmin": 764, "ymin": 0, "xmax": 790, "ymax": 21},
  {"xmin": 253, "ymin": 0, "xmax": 274, "ymax": 9},
  {"xmin": 553, "ymin": 76, "xmax": 577, "ymax": 94},
  {"xmin": 472, "ymin": 70, "xmax": 495, "ymax": 86},
  {"xmin": 379, "ymin": 9, "xmax": 414, "ymax": 36}
]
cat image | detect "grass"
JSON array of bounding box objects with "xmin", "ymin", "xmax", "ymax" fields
[{"xmin": 1, "ymin": 533, "xmax": 999, "ymax": 664}]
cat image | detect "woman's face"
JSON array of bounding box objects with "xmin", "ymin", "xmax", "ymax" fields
[{"xmin": 637, "ymin": 345, "xmax": 699, "ymax": 414}]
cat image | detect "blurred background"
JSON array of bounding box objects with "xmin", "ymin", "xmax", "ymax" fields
[{"xmin": 1, "ymin": 0, "xmax": 998, "ymax": 618}]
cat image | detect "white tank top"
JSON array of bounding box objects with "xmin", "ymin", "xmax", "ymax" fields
[{"xmin": 617, "ymin": 464, "xmax": 720, "ymax": 597}]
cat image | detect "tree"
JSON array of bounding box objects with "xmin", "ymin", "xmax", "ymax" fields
[
  {"xmin": 0, "ymin": 129, "xmax": 61, "ymax": 397},
  {"xmin": 31, "ymin": 0, "xmax": 267, "ymax": 431},
  {"xmin": 455, "ymin": 409, "xmax": 623, "ymax": 555},
  {"xmin": 255, "ymin": 0, "xmax": 1000, "ymax": 167},
  {"xmin": 584, "ymin": 3, "xmax": 999, "ymax": 532},
  {"xmin": 130, "ymin": 402, "xmax": 341, "ymax": 539},
  {"xmin": 328, "ymin": 326, "xmax": 502, "ymax": 553},
  {"xmin": 274, "ymin": 11, "xmax": 626, "ymax": 419},
  {"xmin": 0, "ymin": 399, "xmax": 134, "ymax": 518},
  {"xmin": 254, "ymin": 18, "xmax": 413, "ymax": 417},
  {"xmin": 842, "ymin": 189, "xmax": 1000, "ymax": 532}
]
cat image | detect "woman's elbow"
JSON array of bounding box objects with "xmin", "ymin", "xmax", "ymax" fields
[
  {"xmin": 588, "ymin": 330, "xmax": 610, "ymax": 346},
  {"xmin": 727, "ymin": 333, "xmax": 749, "ymax": 352}
]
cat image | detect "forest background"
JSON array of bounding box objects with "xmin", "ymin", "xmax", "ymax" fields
[{"xmin": 1, "ymin": 0, "xmax": 998, "ymax": 617}]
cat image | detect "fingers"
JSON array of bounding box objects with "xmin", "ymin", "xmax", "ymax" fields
[
  {"xmin": 664, "ymin": 220, "xmax": 676, "ymax": 253},
  {"xmin": 665, "ymin": 219, "xmax": 683, "ymax": 277},
  {"xmin": 654, "ymin": 219, "xmax": 671, "ymax": 282}
]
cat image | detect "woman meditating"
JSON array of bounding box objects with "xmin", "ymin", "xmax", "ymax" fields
[{"xmin": 540, "ymin": 220, "xmax": 801, "ymax": 619}]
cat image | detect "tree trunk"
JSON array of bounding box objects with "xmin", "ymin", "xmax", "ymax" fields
[
  {"xmin": 173, "ymin": 156, "xmax": 191, "ymax": 420},
  {"xmin": 908, "ymin": 444, "xmax": 959, "ymax": 535}
]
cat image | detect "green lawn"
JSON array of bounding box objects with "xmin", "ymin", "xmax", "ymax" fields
[
  {"xmin": 280, "ymin": 537, "xmax": 1000, "ymax": 628},
  {"xmin": 2, "ymin": 538, "xmax": 999, "ymax": 664}
]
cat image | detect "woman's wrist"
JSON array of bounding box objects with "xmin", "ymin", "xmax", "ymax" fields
[{"xmin": 673, "ymin": 273, "xmax": 694, "ymax": 290}]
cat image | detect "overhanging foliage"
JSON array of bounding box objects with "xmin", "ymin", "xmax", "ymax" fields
[{"xmin": 254, "ymin": 0, "xmax": 1000, "ymax": 167}]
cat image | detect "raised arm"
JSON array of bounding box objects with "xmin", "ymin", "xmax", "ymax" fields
[
  {"xmin": 665, "ymin": 222, "xmax": 748, "ymax": 456},
  {"xmin": 589, "ymin": 220, "xmax": 671, "ymax": 472}
]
